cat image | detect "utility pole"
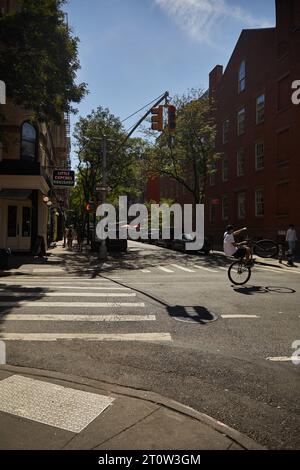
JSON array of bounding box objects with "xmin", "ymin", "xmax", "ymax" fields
[{"xmin": 98, "ymin": 137, "xmax": 108, "ymax": 260}]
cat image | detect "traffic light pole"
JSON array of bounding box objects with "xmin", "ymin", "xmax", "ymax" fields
[
  {"xmin": 117, "ymin": 91, "xmax": 169, "ymax": 152},
  {"xmin": 98, "ymin": 137, "xmax": 108, "ymax": 260}
]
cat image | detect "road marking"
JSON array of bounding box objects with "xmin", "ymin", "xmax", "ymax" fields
[
  {"xmin": 261, "ymin": 266, "xmax": 300, "ymax": 275},
  {"xmin": 193, "ymin": 265, "xmax": 215, "ymax": 273},
  {"xmin": 0, "ymin": 332, "xmax": 172, "ymax": 342},
  {"xmin": 0, "ymin": 301, "xmax": 145, "ymax": 308},
  {"xmin": 0, "ymin": 286, "xmax": 130, "ymax": 291},
  {"xmin": 141, "ymin": 269, "xmax": 151, "ymax": 273},
  {"xmin": 0, "ymin": 278, "xmax": 118, "ymax": 283},
  {"xmin": 33, "ymin": 269, "xmax": 65, "ymax": 273},
  {"xmin": 3, "ymin": 314, "xmax": 156, "ymax": 322},
  {"xmin": 158, "ymin": 266, "xmax": 174, "ymax": 273},
  {"xmin": 170, "ymin": 264, "xmax": 195, "ymax": 273},
  {"xmin": 266, "ymin": 356, "xmax": 298, "ymax": 362},
  {"xmin": 0, "ymin": 292, "xmax": 136, "ymax": 298},
  {"xmin": 221, "ymin": 314, "xmax": 260, "ymax": 318}
]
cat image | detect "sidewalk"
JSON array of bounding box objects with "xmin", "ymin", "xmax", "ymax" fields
[{"xmin": 0, "ymin": 365, "xmax": 264, "ymax": 450}]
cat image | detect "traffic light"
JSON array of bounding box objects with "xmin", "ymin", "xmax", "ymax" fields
[
  {"xmin": 86, "ymin": 201, "xmax": 94, "ymax": 212},
  {"xmin": 167, "ymin": 105, "xmax": 176, "ymax": 131},
  {"xmin": 151, "ymin": 105, "xmax": 163, "ymax": 131}
]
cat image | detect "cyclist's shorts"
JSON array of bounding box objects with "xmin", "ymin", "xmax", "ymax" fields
[{"xmin": 233, "ymin": 248, "xmax": 247, "ymax": 258}]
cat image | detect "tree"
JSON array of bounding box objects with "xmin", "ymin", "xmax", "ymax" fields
[
  {"xmin": 71, "ymin": 106, "xmax": 148, "ymax": 239},
  {"xmin": 0, "ymin": 0, "xmax": 87, "ymax": 123},
  {"xmin": 147, "ymin": 89, "xmax": 220, "ymax": 205}
]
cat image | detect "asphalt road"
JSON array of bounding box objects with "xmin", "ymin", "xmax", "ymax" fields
[{"xmin": 0, "ymin": 241, "xmax": 299, "ymax": 449}]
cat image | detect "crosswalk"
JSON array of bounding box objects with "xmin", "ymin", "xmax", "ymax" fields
[{"xmin": 0, "ymin": 277, "xmax": 172, "ymax": 343}]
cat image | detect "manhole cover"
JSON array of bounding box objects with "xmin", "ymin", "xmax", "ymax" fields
[{"xmin": 167, "ymin": 306, "xmax": 218, "ymax": 324}]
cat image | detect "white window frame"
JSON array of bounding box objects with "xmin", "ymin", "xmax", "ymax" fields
[
  {"xmin": 256, "ymin": 94, "xmax": 265, "ymax": 124},
  {"xmin": 222, "ymin": 158, "xmax": 228, "ymax": 182},
  {"xmin": 237, "ymin": 108, "xmax": 246, "ymax": 135},
  {"xmin": 237, "ymin": 149, "xmax": 245, "ymax": 176},
  {"xmin": 255, "ymin": 189, "xmax": 264, "ymax": 217},
  {"xmin": 255, "ymin": 141, "xmax": 264, "ymax": 170},
  {"xmin": 238, "ymin": 60, "xmax": 246, "ymax": 93},
  {"xmin": 238, "ymin": 192, "xmax": 246, "ymax": 219},
  {"xmin": 222, "ymin": 196, "xmax": 229, "ymax": 220}
]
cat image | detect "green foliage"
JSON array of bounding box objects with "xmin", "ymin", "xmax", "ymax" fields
[
  {"xmin": 0, "ymin": 0, "xmax": 87, "ymax": 123},
  {"xmin": 70, "ymin": 106, "xmax": 149, "ymax": 230},
  {"xmin": 147, "ymin": 89, "xmax": 221, "ymax": 204}
]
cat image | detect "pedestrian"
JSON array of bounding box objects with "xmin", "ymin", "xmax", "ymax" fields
[
  {"xmin": 76, "ymin": 227, "xmax": 83, "ymax": 252},
  {"xmin": 286, "ymin": 224, "xmax": 297, "ymax": 256},
  {"xmin": 67, "ymin": 226, "xmax": 73, "ymax": 249}
]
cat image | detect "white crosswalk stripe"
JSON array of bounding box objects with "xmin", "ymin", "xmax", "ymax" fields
[
  {"xmin": 158, "ymin": 266, "xmax": 174, "ymax": 273},
  {"xmin": 0, "ymin": 277, "xmax": 171, "ymax": 343},
  {"xmin": 193, "ymin": 265, "xmax": 216, "ymax": 273},
  {"xmin": 0, "ymin": 333, "xmax": 172, "ymax": 342},
  {"xmin": 0, "ymin": 291, "xmax": 136, "ymax": 298},
  {"xmin": 3, "ymin": 314, "xmax": 156, "ymax": 322},
  {"xmin": 0, "ymin": 301, "xmax": 145, "ymax": 308},
  {"xmin": 170, "ymin": 264, "xmax": 195, "ymax": 273}
]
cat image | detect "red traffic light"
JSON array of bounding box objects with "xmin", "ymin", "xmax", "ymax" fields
[
  {"xmin": 151, "ymin": 105, "xmax": 163, "ymax": 131},
  {"xmin": 167, "ymin": 105, "xmax": 176, "ymax": 131}
]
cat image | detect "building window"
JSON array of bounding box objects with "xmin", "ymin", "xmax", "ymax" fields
[
  {"xmin": 222, "ymin": 158, "xmax": 228, "ymax": 182},
  {"xmin": 255, "ymin": 189, "xmax": 264, "ymax": 217},
  {"xmin": 223, "ymin": 120, "xmax": 229, "ymax": 143},
  {"xmin": 209, "ymin": 161, "xmax": 217, "ymax": 186},
  {"xmin": 209, "ymin": 201, "xmax": 216, "ymax": 223},
  {"xmin": 238, "ymin": 192, "xmax": 246, "ymax": 219},
  {"xmin": 255, "ymin": 142, "xmax": 264, "ymax": 170},
  {"xmin": 238, "ymin": 60, "xmax": 246, "ymax": 93},
  {"xmin": 21, "ymin": 122, "xmax": 37, "ymax": 161},
  {"xmin": 222, "ymin": 196, "xmax": 229, "ymax": 220},
  {"xmin": 237, "ymin": 108, "xmax": 245, "ymax": 135},
  {"xmin": 237, "ymin": 149, "xmax": 245, "ymax": 176},
  {"xmin": 256, "ymin": 94, "xmax": 265, "ymax": 124}
]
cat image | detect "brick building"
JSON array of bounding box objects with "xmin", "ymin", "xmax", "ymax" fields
[
  {"xmin": 147, "ymin": 0, "xmax": 300, "ymax": 250},
  {"xmin": 206, "ymin": 0, "xmax": 300, "ymax": 247}
]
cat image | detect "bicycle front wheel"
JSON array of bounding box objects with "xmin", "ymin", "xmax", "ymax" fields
[
  {"xmin": 253, "ymin": 239, "xmax": 279, "ymax": 258},
  {"xmin": 228, "ymin": 260, "xmax": 251, "ymax": 285}
]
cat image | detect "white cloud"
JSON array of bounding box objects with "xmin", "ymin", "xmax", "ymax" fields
[{"xmin": 155, "ymin": 0, "xmax": 272, "ymax": 44}]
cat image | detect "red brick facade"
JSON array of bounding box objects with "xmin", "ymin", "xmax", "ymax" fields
[
  {"xmin": 206, "ymin": 0, "xmax": 300, "ymax": 247},
  {"xmin": 146, "ymin": 0, "xmax": 300, "ymax": 249}
]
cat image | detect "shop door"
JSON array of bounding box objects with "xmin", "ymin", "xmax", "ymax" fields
[{"xmin": 6, "ymin": 202, "xmax": 32, "ymax": 251}]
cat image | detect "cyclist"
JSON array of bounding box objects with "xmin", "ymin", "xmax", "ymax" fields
[{"xmin": 223, "ymin": 225, "xmax": 252, "ymax": 264}]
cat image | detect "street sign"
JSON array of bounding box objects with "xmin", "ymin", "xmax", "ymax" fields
[{"xmin": 53, "ymin": 169, "xmax": 75, "ymax": 187}]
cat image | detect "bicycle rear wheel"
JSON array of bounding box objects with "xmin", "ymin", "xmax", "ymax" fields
[
  {"xmin": 228, "ymin": 260, "xmax": 251, "ymax": 285},
  {"xmin": 253, "ymin": 239, "xmax": 279, "ymax": 258}
]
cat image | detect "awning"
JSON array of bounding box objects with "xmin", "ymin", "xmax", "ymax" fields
[{"xmin": 0, "ymin": 175, "xmax": 50, "ymax": 194}]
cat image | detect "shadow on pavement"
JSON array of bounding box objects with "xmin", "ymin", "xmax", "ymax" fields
[{"xmin": 232, "ymin": 285, "xmax": 296, "ymax": 295}]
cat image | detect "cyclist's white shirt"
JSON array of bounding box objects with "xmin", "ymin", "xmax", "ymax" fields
[{"xmin": 223, "ymin": 232, "xmax": 237, "ymax": 256}]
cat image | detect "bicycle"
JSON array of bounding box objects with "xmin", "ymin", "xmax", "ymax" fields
[
  {"xmin": 227, "ymin": 232, "xmax": 279, "ymax": 285},
  {"xmin": 228, "ymin": 256, "xmax": 253, "ymax": 285},
  {"xmin": 245, "ymin": 237, "xmax": 279, "ymax": 259}
]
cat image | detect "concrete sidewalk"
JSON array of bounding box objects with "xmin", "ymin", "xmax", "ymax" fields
[{"xmin": 0, "ymin": 365, "xmax": 264, "ymax": 450}]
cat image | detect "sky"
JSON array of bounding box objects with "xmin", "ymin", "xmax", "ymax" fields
[{"xmin": 64, "ymin": 0, "xmax": 276, "ymax": 162}]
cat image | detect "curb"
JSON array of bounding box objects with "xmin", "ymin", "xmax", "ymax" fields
[{"xmin": 0, "ymin": 364, "xmax": 265, "ymax": 450}]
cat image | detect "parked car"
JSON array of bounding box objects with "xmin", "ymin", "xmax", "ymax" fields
[
  {"xmin": 156, "ymin": 227, "xmax": 174, "ymax": 249},
  {"xmin": 172, "ymin": 233, "xmax": 212, "ymax": 255}
]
